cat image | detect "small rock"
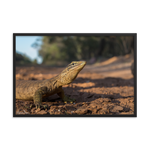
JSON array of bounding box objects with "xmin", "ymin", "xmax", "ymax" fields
[
  {"xmin": 128, "ymin": 103, "xmax": 134, "ymax": 108},
  {"xmin": 102, "ymin": 101, "xmax": 109, "ymax": 105},
  {"xmin": 111, "ymin": 106, "xmax": 123, "ymax": 113},
  {"xmin": 124, "ymin": 107, "xmax": 130, "ymax": 112},
  {"xmin": 96, "ymin": 104, "xmax": 103, "ymax": 110},
  {"xmin": 35, "ymin": 108, "xmax": 41, "ymax": 113},
  {"xmin": 36, "ymin": 110, "xmax": 48, "ymax": 115},
  {"xmin": 31, "ymin": 108, "xmax": 36, "ymax": 113},
  {"xmin": 51, "ymin": 106, "xmax": 58, "ymax": 109},
  {"xmin": 23, "ymin": 110, "xmax": 30, "ymax": 114},
  {"xmin": 89, "ymin": 103, "xmax": 97, "ymax": 109},
  {"xmin": 76, "ymin": 108, "xmax": 88, "ymax": 115}
]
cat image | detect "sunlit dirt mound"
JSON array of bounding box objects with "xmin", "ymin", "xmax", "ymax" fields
[{"xmin": 95, "ymin": 54, "xmax": 132, "ymax": 66}]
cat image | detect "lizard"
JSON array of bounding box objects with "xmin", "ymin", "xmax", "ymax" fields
[{"xmin": 16, "ymin": 61, "xmax": 86, "ymax": 108}]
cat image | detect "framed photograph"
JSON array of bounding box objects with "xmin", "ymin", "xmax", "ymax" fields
[{"xmin": 13, "ymin": 33, "xmax": 137, "ymax": 117}]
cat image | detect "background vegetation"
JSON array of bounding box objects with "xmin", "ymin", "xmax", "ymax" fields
[
  {"xmin": 16, "ymin": 51, "xmax": 37, "ymax": 65},
  {"xmin": 16, "ymin": 35, "xmax": 134, "ymax": 66}
]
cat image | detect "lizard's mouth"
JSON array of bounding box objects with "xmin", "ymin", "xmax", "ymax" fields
[
  {"xmin": 79, "ymin": 61, "xmax": 86, "ymax": 68},
  {"xmin": 74, "ymin": 61, "xmax": 86, "ymax": 71},
  {"xmin": 81, "ymin": 61, "xmax": 86, "ymax": 66},
  {"xmin": 60, "ymin": 61, "xmax": 86, "ymax": 85}
]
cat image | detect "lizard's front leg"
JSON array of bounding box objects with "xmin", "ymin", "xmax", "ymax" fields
[
  {"xmin": 57, "ymin": 87, "xmax": 75, "ymax": 104},
  {"xmin": 33, "ymin": 86, "xmax": 48, "ymax": 109}
]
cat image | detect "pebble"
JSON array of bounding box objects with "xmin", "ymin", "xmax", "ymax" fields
[
  {"xmin": 35, "ymin": 108, "xmax": 41, "ymax": 113},
  {"xmin": 111, "ymin": 106, "xmax": 124, "ymax": 112},
  {"xmin": 76, "ymin": 108, "xmax": 88, "ymax": 115},
  {"xmin": 36, "ymin": 110, "xmax": 48, "ymax": 115}
]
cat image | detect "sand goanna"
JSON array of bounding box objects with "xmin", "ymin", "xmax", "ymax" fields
[{"xmin": 16, "ymin": 61, "xmax": 86, "ymax": 108}]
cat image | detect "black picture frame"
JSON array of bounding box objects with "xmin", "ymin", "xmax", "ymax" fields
[{"xmin": 10, "ymin": 30, "xmax": 139, "ymax": 120}]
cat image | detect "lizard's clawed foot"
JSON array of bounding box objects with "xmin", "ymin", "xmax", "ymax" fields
[
  {"xmin": 36, "ymin": 104, "xmax": 48, "ymax": 109},
  {"xmin": 63, "ymin": 97, "xmax": 76, "ymax": 104},
  {"xmin": 30, "ymin": 104, "xmax": 48, "ymax": 109}
]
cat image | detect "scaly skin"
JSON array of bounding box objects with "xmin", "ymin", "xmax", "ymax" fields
[{"xmin": 16, "ymin": 61, "xmax": 86, "ymax": 108}]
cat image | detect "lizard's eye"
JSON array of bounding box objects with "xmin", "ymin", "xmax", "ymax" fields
[{"xmin": 72, "ymin": 63, "xmax": 74, "ymax": 65}]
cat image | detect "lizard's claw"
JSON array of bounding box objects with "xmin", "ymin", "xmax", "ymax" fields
[
  {"xmin": 30, "ymin": 104, "xmax": 33, "ymax": 109},
  {"xmin": 42, "ymin": 105, "xmax": 48, "ymax": 109},
  {"xmin": 63, "ymin": 96, "xmax": 76, "ymax": 104},
  {"xmin": 35, "ymin": 104, "xmax": 48, "ymax": 109}
]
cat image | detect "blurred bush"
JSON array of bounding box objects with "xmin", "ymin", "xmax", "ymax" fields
[
  {"xmin": 16, "ymin": 52, "xmax": 37, "ymax": 65},
  {"xmin": 32, "ymin": 35, "xmax": 134, "ymax": 65}
]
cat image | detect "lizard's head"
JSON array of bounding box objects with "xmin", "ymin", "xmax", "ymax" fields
[{"xmin": 59, "ymin": 61, "xmax": 86, "ymax": 85}]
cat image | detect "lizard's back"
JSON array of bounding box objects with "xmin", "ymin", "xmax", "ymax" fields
[{"xmin": 16, "ymin": 80, "xmax": 44, "ymax": 100}]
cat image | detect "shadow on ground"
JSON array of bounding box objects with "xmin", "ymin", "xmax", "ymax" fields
[
  {"xmin": 72, "ymin": 77, "xmax": 134, "ymax": 87},
  {"xmin": 62, "ymin": 76, "xmax": 134, "ymax": 109}
]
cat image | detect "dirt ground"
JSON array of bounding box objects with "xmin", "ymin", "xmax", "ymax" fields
[{"xmin": 15, "ymin": 54, "xmax": 134, "ymax": 115}]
